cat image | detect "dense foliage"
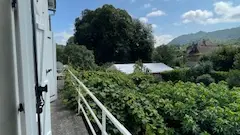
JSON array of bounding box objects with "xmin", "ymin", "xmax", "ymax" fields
[
  {"xmin": 62, "ymin": 69, "xmax": 240, "ymax": 135},
  {"xmin": 210, "ymin": 71, "xmax": 229, "ymax": 83},
  {"xmin": 161, "ymin": 68, "xmax": 190, "ymax": 82},
  {"xmin": 202, "ymin": 46, "xmax": 240, "ymax": 71},
  {"xmin": 152, "ymin": 45, "xmax": 177, "ymax": 66},
  {"xmin": 61, "ymin": 45, "xmax": 96, "ymax": 69},
  {"xmin": 227, "ymin": 70, "xmax": 240, "ymax": 88},
  {"xmin": 74, "ymin": 4, "xmax": 154, "ymax": 64},
  {"xmin": 196, "ymin": 74, "xmax": 215, "ymax": 86},
  {"xmin": 56, "ymin": 44, "xmax": 65, "ymax": 62}
]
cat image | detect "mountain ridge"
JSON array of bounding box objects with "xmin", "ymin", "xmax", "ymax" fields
[{"xmin": 169, "ymin": 26, "xmax": 240, "ymax": 45}]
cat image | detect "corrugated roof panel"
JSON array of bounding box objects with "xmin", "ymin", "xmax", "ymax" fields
[{"xmin": 112, "ymin": 63, "xmax": 173, "ymax": 74}]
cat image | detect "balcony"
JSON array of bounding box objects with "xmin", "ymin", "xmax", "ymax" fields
[{"xmin": 51, "ymin": 69, "xmax": 131, "ymax": 135}]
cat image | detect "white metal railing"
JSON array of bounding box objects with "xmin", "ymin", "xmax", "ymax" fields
[{"xmin": 68, "ymin": 70, "xmax": 132, "ymax": 135}]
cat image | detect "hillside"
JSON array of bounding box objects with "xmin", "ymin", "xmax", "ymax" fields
[{"xmin": 169, "ymin": 26, "xmax": 240, "ymax": 45}]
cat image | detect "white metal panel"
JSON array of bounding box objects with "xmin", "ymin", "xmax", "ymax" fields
[
  {"xmin": 14, "ymin": 0, "xmax": 39, "ymax": 135},
  {"xmin": 50, "ymin": 33, "xmax": 57, "ymax": 102},
  {"xmin": 35, "ymin": 0, "xmax": 53, "ymax": 134},
  {"xmin": 112, "ymin": 63, "xmax": 173, "ymax": 74}
]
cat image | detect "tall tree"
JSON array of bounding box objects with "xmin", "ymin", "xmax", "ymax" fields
[
  {"xmin": 66, "ymin": 36, "xmax": 75, "ymax": 45},
  {"xmin": 74, "ymin": 4, "xmax": 154, "ymax": 64},
  {"xmin": 62, "ymin": 45, "xmax": 96, "ymax": 70},
  {"xmin": 56, "ymin": 44, "xmax": 65, "ymax": 63},
  {"xmin": 209, "ymin": 46, "xmax": 240, "ymax": 71},
  {"xmin": 152, "ymin": 45, "xmax": 177, "ymax": 66}
]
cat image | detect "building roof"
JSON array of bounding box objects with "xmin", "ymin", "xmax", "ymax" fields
[
  {"xmin": 187, "ymin": 39, "xmax": 219, "ymax": 56},
  {"xmin": 109, "ymin": 63, "xmax": 173, "ymax": 74}
]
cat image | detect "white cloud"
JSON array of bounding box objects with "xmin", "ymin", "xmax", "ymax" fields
[
  {"xmin": 144, "ymin": 3, "xmax": 151, "ymax": 8},
  {"xmin": 147, "ymin": 10, "xmax": 166, "ymax": 17},
  {"xmin": 182, "ymin": 10, "xmax": 213, "ymax": 24},
  {"xmin": 154, "ymin": 34, "xmax": 174, "ymax": 47},
  {"xmin": 152, "ymin": 24, "xmax": 158, "ymax": 28},
  {"xmin": 139, "ymin": 17, "xmax": 148, "ymax": 23},
  {"xmin": 54, "ymin": 24, "xmax": 74, "ymax": 45},
  {"xmin": 54, "ymin": 31, "xmax": 73, "ymax": 45},
  {"xmin": 181, "ymin": 1, "xmax": 240, "ymax": 25}
]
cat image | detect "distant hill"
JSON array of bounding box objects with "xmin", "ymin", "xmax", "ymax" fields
[{"xmin": 169, "ymin": 27, "xmax": 240, "ymax": 45}]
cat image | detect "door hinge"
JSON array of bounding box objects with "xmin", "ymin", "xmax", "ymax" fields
[
  {"xmin": 12, "ymin": 0, "xmax": 17, "ymax": 8},
  {"xmin": 36, "ymin": 85, "xmax": 48, "ymax": 114},
  {"xmin": 18, "ymin": 103, "xmax": 24, "ymax": 112}
]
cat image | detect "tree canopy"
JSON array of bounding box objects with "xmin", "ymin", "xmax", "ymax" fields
[
  {"xmin": 201, "ymin": 46, "xmax": 240, "ymax": 71},
  {"xmin": 66, "ymin": 36, "xmax": 75, "ymax": 45},
  {"xmin": 56, "ymin": 44, "xmax": 65, "ymax": 63},
  {"xmin": 152, "ymin": 45, "xmax": 178, "ymax": 66},
  {"xmin": 74, "ymin": 4, "xmax": 154, "ymax": 64},
  {"xmin": 61, "ymin": 45, "xmax": 96, "ymax": 70}
]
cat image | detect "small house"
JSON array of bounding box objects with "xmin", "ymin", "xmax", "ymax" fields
[{"xmin": 186, "ymin": 39, "xmax": 219, "ymax": 66}]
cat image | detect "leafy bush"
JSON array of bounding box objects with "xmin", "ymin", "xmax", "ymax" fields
[
  {"xmin": 196, "ymin": 74, "xmax": 215, "ymax": 86},
  {"xmin": 62, "ymin": 45, "xmax": 96, "ymax": 70},
  {"xmin": 208, "ymin": 46, "xmax": 240, "ymax": 71},
  {"xmin": 234, "ymin": 53, "xmax": 240, "ymax": 69},
  {"xmin": 189, "ymin": 61, "xmax": 213, "ymax": 77},
  {"xmin": 129, "ymin": 72, "xmax": 156, "ymax": 88},
  {"xmin": 210, "ymin": 71, "xmax": 229, "ymax": 82},
  {"xmin": 162, "ymin": 61, "xmax": 214, "ymax": 83},
  {"xmin": 62, "ymin": 70, "xmax": 240, "ymax": 135},
  {"xmin": 227, "ymin": 70, "xmax": 240, "ymax": 88},
  {"xmin": 161, "ymin": 68, "xmax": 189, "ymax": 82}
]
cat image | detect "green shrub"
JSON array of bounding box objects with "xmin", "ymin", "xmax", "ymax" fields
[
  {"xmin": 227, "ymin": 70, "xmax": 240, "ymax": 88},
  {"xmin": 62, "ymin": 69, "xmax": 240, "ymax": 135},
  {"xmin": 196, "ymin": 74, "xmax": 215, "ymax": 86},
  {"xmin": 210, "ymin": 71, "xmax": 229, "ymax": 82},
  {"xmin": 129, "ymin": 72, "xmax": 155, "ymax": 87},
  {"xmin": 59, "ymin": 71, "xmax": 78, "ymax": 110},
  {"xmin": 161, "ymin": 61, "xmax": 213, "ymax": 83},
  {"xmin": 189, "ymin": 61, "xmax": 213, "ymax": 77},
  {"xmin": 161, "ymin": 68, "xmax": 189, "ymax": 82}
]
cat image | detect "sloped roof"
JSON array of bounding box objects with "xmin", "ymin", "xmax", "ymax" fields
[
  {"xmin": 109, "ymin": 63, "xmax": 173, "ymax": 74},
  {"xmin": 187, "ymin": 40, "xmax": 218, "ymax": 55}
]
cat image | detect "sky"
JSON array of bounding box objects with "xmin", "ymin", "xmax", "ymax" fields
[{"xmin": 52, "ymin": 0, "xmax": 240, "ymax": 46}]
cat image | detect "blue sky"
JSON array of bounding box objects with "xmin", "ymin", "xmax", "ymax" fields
[{"xmin": 52, "ymin": 0, "xmax": 240, "ymax": 46}]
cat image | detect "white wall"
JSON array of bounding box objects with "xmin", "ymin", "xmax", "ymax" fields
[{"xmin": 0, "ymin": 0, "xmax": 18, "ymax": 134}]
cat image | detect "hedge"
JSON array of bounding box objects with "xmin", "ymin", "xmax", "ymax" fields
[
  {"xmin": 161, "ymin": 68, "xmax": 191, "ymax": 82},
  {"xmin": 62, "ymin": 70, "xmax": 240, "ymax": 135},
  {"xmin": 210, "ymin": 71, "xmax": 229, "ymax": 83}
]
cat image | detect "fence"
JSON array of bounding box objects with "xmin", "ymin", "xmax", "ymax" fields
[{"xmin": 68, "ymin": 69, "xmax": 131, "ymax": 135}]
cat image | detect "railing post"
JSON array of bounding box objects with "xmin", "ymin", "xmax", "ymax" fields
[
  {"xmin": 102, "ymin": 110, "xmax": 106, "ymax": 135},
  {"xmin": 77, "ymin": 95, "xmax": 81, "ymax": 115}
]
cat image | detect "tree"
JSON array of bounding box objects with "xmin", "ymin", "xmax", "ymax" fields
[
  {"xmin": 62, "ymin": 45, "xmax": 96, "ymax": 70},
  {"xmin": 133, "ymin": 60, "xmax": 150, "ymax": 73},
  {"xmin": 209, "ymin": 46, "xmax": 240, "ymax": 71},
  {"xmin": 74, "ymin": 4, "xmax": 154, "ymax": 64},
  {"xmin": 227, "ymin": 70, "xmax": 240, "ymax": 88},
  {"xmin": 56, "ymin": 44, "xmax": 65, "ymax": 62},
  {"xmin": 234, "ymin": 53, "xmax": 240, "ymax": 69},
  {"xmin": 66, "ymin": 36, "xmax": 75, "ymax": 45},
  {"xmin": 196, "ymin": 74, "xmax": 215, "ymax": 86},
  {"xmin": 152, "ymin": 45, "xmax": 177, "ymax": 66}
]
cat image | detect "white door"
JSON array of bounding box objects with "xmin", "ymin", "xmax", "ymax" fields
[
  {"xmin": 35, "ymin": 0, "xmax": 53, "ymax": 135},
  {"xmin": 48, "ymin": 33, "xmax": 57, "ymax": 102}
]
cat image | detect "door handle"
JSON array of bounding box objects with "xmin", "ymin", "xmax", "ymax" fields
[{"xmin": 46, "ymin": 69, "xmax": 52, "ymax": 74}]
